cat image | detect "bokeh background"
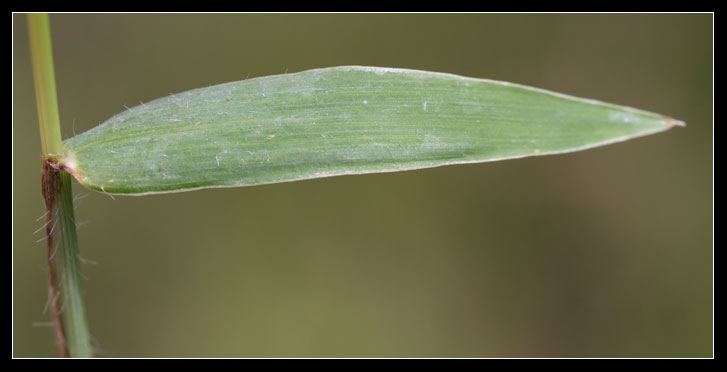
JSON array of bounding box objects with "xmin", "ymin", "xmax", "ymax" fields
[{"xmin": 13, "ymin": 13, "xmax": 712, "ymax": 357}]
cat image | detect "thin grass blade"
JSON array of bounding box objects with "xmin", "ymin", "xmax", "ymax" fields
[{"xmin": 57, "ymin": 66, "xmax": 682, "ymax": 195}]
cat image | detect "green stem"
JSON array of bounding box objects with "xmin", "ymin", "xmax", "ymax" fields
[
  {"xmin": 27, "ymin": 13, "xmax": 62, "ymax": 156},
  {"xmin": 54, "ymin": 168, "xmax": 92, "ymax": 357},
  {"xmin": 28, "ymin": 13, "xmax": 93, "ymax": 358}
]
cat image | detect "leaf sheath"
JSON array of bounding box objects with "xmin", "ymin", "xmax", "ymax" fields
[{"xmin": 42, "ymin": 157, "xmax": 92, "ymax": 357}]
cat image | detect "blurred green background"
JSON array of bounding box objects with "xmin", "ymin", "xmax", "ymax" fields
[{"xmin": 13, "ymin": 13, "xmax": 712, "ymax": 357}]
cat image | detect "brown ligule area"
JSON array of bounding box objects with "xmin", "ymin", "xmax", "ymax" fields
[
  {"xmin": 44, "ymin": 154, "xmax": 83, "ymax": 184},
  {"xmin": 41, "ymin": 156, "xmax": 68, "ymax": 357}
]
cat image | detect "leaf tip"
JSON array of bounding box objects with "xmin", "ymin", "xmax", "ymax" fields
[{"xmin": 663, "ymin": 115, "xmax": 687, "ymax": 129}]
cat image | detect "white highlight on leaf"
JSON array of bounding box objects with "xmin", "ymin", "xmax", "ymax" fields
[
  {"xmin": 61, "ymin": 151, "xmax": 79, "ymax": 172},
  {"xmin": 609, "ymin": 111, "xmax": 638, "ymax": 124}
]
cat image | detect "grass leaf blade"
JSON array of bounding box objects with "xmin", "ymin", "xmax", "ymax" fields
[{"xmin": 60, "ymin": 66, "xmax": 681, "ymax": 195}]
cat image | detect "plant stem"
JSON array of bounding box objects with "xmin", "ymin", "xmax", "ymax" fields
[
  {"xmin": 27, "ymin": 13, "xmax": 62, "ymax": 156},
  {"xmin": 28, "ymin": 13, "xmax": 93, "ymax": 358}
]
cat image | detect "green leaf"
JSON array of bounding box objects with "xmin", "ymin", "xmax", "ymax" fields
[{"xmin": 58, "ymin": 66, "xmax": 682, "ymax": 195}]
